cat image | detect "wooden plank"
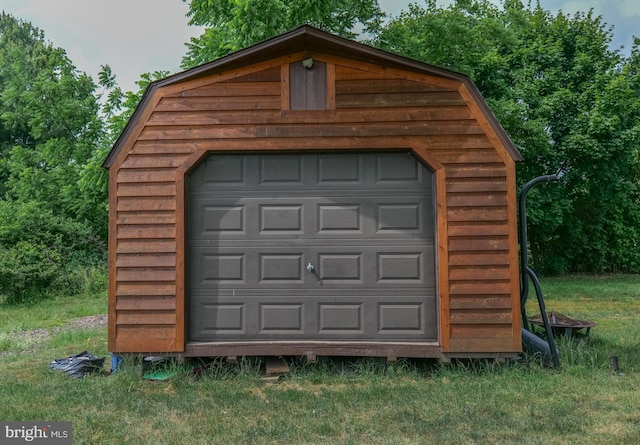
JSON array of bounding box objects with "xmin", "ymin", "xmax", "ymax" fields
[
  {"xmin": 114, "ymin": 326, "xmax": 178, "ymax": 353},
  {"xmin": 436, "ymin": 150, "xmax": 502, "ymax": 164},
  {"xmin": 336, "ymin": 91, "xmax": 465, "ymax": 108},
  {"xmin": 446, "ymin": 207, "xmax": 508, "ymax": 223},
  {"xmin": 156, "ymin": 96, "xmax": 281, "ymax": 112},
  {"xmin": 265, "ymin": 356, "xmax": 290, "ymax": 375},
  {"xmin": 117, "ymin": 224, "xmax": 176, "ymax": 240},
  {"xmin": 120, "ymin": 154, "xmax": 190, "ymax": 169},
  {"xmin": 131, "ymin": 140, "xmax": 199, "ymax": 155},
  {"xmin": 446, "ymin": 193, "xmax": 508, "ymax": 207},
  {"xmin": 148, "ymin": 106, "xmax": 474, "ymax": 126},
  {"xmin": 116, "ymin": 281, "xmax": 176, "ymax": 296},
  {"xmin": 506, "ymin": 161, "xmax": 522, "ymax": 348},
  {"xmin": 335, "ymin": 65, "xmax": 393, "ymax": 80},
  {"xmin": 108, "ymin": 168, "xmax": 118, "ymax": 351},
  {"xmin": 166, "ymin": 82, "xmax": 280, "ymax": 98},
  {"xmin": 116, "ymin": 296, "xmax": 176, "ymax": 311},
  {"xmin": 326, "ymin": 62, "xmax": 336, "ymax": 110},
  {"xmin": 183, "ymin": 341, "xmax": 442, "ymax": 359},
  {"xmin": 117, "ymin": 211, "xmax": 176, "ymax": 225},
  {"xmin": 434, "ymin": 166, "xmax": 451, "ymax": 352},
  {"xmin": 449, "ymin": 252, "xmax": 510, "ymax": 266},
  {"xmin": 448, "ymin": 266, "xmax": 511, "ymax": 281},
  {"xmin": 449, "ymin": 282, "xmax": 512, "ymax": 295},
  {"xmin": 116, "ymin": 253, "xmax": 176, "ymax": 268},
  {"xmin": 450, "ymin": 324, "xmax": 513, "ymax": 338},
  {"xmin": 448, "ymin": 237, "xmax": 510, "ymax": 252},
  {"xmin": 117, "ymin": 196, "xmax": 176, "ymax": 212},
  {"xmin": 449, "ymin": 296, "xmax": 512, "ymax": 310},
  {"xmin": 125, "ymin": 135, "xmax": 492, "ymax": 152},
  {"xmin": 280, "ymin": 64, "xmax": 290, "ymax": 111},
  {"xmin": 450, "ymin": 310, "xmax": 512, "ymax": 324},
  {"xmin": 117, "ymin": 268, "xmax": 176, "ymax": 282},
  {"xmin": 333, "ymin": 63, "xmax": 458, "ymax": 90},
  {"xmin": 445, "ymin": 164, "xmax": 506, "ymax": 178},
  {"xmin": 117, "ymin": 168, "xmax": 176, "ymax": 183},
  {"xmin": 116, "ymin": 239, "xmax": 176, "ymax": 254},
  {"xmin": 446, "ymin": 180, "xmax": 507, "ymax": 193},
  {"xmin": 448, "ymin": 338, "xmax": 520, "ymax": 353},
  {"xmin": 117, "ymin": 182, "xmax": 176, "ymax": 197},
  {"xmin": 447, "ymin": 223, "xmax": 509, "ymax": 237},
  {"xmin": 336, "ymin": 78, "xmax": 452, "ymax": 94},
  {"xmin": 138, "ymin": 120, "xmax": 484, "ymax": 141},
  {"xmin": 117, "ymin": 325, "xmax": 174, "ymax": 337},
  {"xmin": 116, "ymin": 311, "xmax": 176, "ymax": 325},
  {"xmin": 175, "ymin": 152, "xmax": 189, "ymax": 353},
  {"xmin": 221, "ymin": 66, "xmax": 281, "ymax": 83}
]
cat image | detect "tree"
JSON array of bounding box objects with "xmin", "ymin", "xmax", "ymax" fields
[
  {"xmin": 181, "ymin": 0, "xmax": 385, "ymax": 68},
  {"xmin": 0, "ymin": 12, "xmax": 104, "ymax": 231},
  {"xmin": 377, "ymin": 0, "xmax": 640, "ymax": 273},
  {"xmin": 0, "ymin": 13, "xmax": 108, "ymax": 302}
]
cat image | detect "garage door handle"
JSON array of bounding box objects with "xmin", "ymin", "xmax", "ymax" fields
[{"xmin": 306, "ymin": 262, "xmax": 315, "ymax": 273}]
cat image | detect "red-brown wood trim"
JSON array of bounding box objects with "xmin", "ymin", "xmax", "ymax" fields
[
  {"xmin": 174, "ymin": 148, "xmax": 207, "ymax": 352},
  {"xmin": 506, "ymin": 160, "xmax": 522, "ymax": 351},
  {"xmin": 107, "ymin": 167, "xmax": 118, "ymax": 351},
  {"xmin": 184, "ymin": 341, "xmax": 442, "ymax": 359},
  {"xmin": 409, "ymin": 145, "xmax": 448, "ymax": 350},
  {"xmin": 435, "ymin": 165, "xmax": 451, "ymax": 351},
  {"xmin": 280, "ymin": 63, "xmax": 289, "ymax": 111},
  {"xmin": 326, "ymin": 62, "xmax": 336, "ymax": 110},
  {"xmin": 175, "ymin": 142, "xmax": 445, "ymax": 353},
  {"xmin": 457, "ymin": 83, "xmax": 521, "ymax": 162},
  {"xmin": 174, "ymin": 167, "xmax": 186, "ymax": 352}
]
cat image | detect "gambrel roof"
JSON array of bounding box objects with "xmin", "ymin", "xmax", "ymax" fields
[{"xmin": 103, "ymin": 24, "xmax": 522, "ymax": 168}]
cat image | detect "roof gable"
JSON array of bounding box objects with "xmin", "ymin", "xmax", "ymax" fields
[{"xmin": 103, "ymin": 25, "xmax": 522, "ymax": 168}]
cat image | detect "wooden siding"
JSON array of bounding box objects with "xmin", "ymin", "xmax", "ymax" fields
[{"xmin": 108, "ymin": 55, "xmax": 520, "ymax": 355}]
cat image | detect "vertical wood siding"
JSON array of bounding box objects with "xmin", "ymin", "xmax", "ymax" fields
[{"xmin": 109, "ymin": 57, "xmax": 520, "ymax": 354}]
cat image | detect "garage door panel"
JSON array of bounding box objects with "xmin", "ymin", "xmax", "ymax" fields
[
  {"xmin": 260, "ymin": 254, "xmax": 303, "ymax": 282},
  {"xmin": 188, "ymin": 152, "xmax": 437, "ymax": 342},
  {"xmin": 260, "ymin": 155, "xmax": 303, "ymax": 184},
  {"xmin": 260, "ymin": 204, "xmax": 303, "ymax": 233},
  {"xmin": 190, "ymin": 245, "xmax": 434, "ymax": 289},
  {"xmin": 200, "ymin": 254, "xmax": 245, "ymax": 283},
  {"xmin": 190, "ymin": 153, "xmax": 432, "ymax": 191},
  {"xmin": 189, "ymin": 295, "xmax": 436, "ymax": 340},
  {"xmin": 190, "ymin": 196, "xmax": 433, "ymax": 240},
  {"xmin": 318, "ymin": 205, "xmax": 361, "ymax": 232},
  {"xmin": 318, "ymin": 154, "xmax": 363, "ymax": 183},
  {"xmin": 318, "ymin": 304, "xmax": 364, "ymax": 334},
  {"xmin": 376, "ymin": 153, "xmax": 420, "ymax": 182}
]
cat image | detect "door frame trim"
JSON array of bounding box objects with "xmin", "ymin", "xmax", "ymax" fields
[{"xmin": 176, "ymin": 140, "xmax": 448, "ymax": 355}]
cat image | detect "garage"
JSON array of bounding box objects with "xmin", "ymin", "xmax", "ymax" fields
[
  {"xmin": 187, "ymin": 151, "xmax": 436, "ymax": 343},
  {"xmin": 103, "ymin": 25, "xmax": 523, "ymax": 360}
]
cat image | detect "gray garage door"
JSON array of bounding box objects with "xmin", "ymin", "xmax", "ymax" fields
[{"xmin": 188, "ymin": 152, "xmax": 437, "ymax": 342}]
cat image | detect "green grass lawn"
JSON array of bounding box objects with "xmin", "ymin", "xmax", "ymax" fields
[{"xmin": 1, "ymin": 276, "xmax": 639, "ymax": 444}]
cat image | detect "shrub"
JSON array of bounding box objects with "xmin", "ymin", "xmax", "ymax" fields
[{"xmin": 0, "ymin": 200, "xmax": 106, "ymax": 304}]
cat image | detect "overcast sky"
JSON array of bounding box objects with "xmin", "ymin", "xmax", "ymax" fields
[{"xmin": 1, "ymin": 0, "xmax": 638, "ymax": 93}]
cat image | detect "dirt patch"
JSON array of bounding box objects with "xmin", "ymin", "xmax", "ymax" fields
[{"xmin": 4, "ymin": 314, "xmax": 107, "ymax": 352}]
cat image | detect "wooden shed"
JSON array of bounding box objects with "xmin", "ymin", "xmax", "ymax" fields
[{"xmin": 103, "ymin": 25, "xmax": 523, "ymax": 361}]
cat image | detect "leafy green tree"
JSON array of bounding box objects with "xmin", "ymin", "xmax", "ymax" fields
[
  {"xmin": 377, "ymin": 0, "xmax": 640, "ymax": 273},
  {"xmin": 0, "ymin": 13, "xmax": 109, "ymax": 302},
  {"xmin": 181, "ymin": 0, "xmax": 386, "ymax": 68},
  {"xmin": 0, "ymin": 12, "xmax": 104, "ymax": 231}
]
